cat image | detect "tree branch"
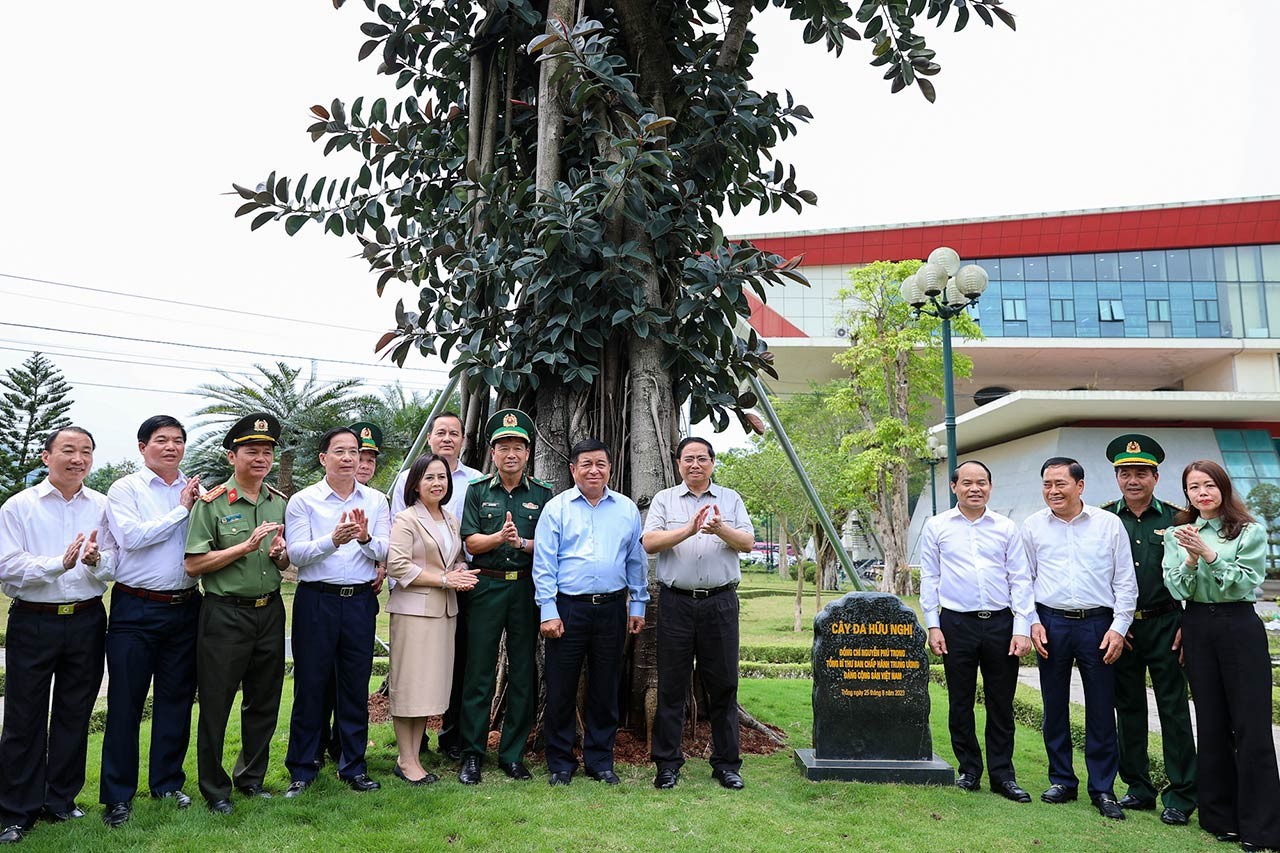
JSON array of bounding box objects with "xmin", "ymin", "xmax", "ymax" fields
[{"xmin": 715, "ymin": 0, "xmax": 754, "ymax": 72}]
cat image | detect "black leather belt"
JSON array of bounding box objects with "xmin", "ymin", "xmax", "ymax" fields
[
  {"xmin": 944, "ymin": 607, "xmax": 1010, "ymax": 620},
  {"xmin": 664, "ymin": 582, "xmax": 738, "ymax": 600},
  {"xmin": 1133, "ymin": 601, "xmax": 1181, "ymax": 621},
  {"xmin": 207, "ymin": 590, "xmax": 280, "ymax": 608},
  {"xmin": 477, "ymin": 568, "xmax": 531, "ymax": 581},
  {"xmin": 561, "ymin": 589, "xmax": 625, "ymax": 605},
  {"xmin": 115, "ymin": 582, "xmax": 199, "ymax": 605},
  {"xmin": 12, "ymin": 597, "xmax": 102, "ymax": 616},
  {"xmin": 1041, "ymin": 605, "xmax": 1112, "ymax": 620},
  {"xmin": 300, "ymin": 580, "xmax": 372, "ymax": 597}
]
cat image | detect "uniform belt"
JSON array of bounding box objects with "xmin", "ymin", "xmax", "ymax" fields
[
  {"xmin": 943, "ymin": 607, "xmax": 1011, "ymax": 620},
  {"xmin": 477, "ymin": 568, "xmax": 531, "ymax": 581},
  {"xmin": 1133, "ymin": 601, "xmax": 1181, "ymax": 621},
  {"xmin": 560, "ymin": 589, "xmax": 625, "ymax": 605},
  {"xmin": 300, "ymin": 580, "xmax": 372, "ymax": 597},
  {"xmin": 207, "ymin": 590, "xmax": 280, "ymax": 608},
  {"xmin": 1041, "ymin": 605, "xmax": 1112, "ymax": 620},
  {"xmin": 663, "ymin": 582, "xmax": 738, "ymax": 600},
  {"xmin": 114, "ymin": 581, "xmax": 199, "ymax": 605},
  {"xmin": 12, "ymin": 597, "xmax": 102, "ymax": 616}
]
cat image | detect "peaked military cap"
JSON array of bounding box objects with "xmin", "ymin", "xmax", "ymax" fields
[
  {"xmin": 223, "ymin": 412, "xmax": 282, "ymax": 450},
  {"xmin": 1106, "ymin": 433, "xmax": 1164, "ymax": 467},
  {"xmin": 485, "ymin": 408, "xmax": 533, "ymax": 445},
  {"xmin": 349, "ymin": 421, "xmax": 383, "ymax": 454}
]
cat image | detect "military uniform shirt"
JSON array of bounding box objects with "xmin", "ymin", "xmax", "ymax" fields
[
  {"xmin": 184, "ymin": 478, "xmax": 286, "ymax": 598},
  {"xmin": 1162, "ymin": 517, "xmax": 1267, "ymax": 603},
  {"xmin": 1102, "ymin": 497, "xmax": 1180, "ymax": 611},
  {"xmin": 459, "ymin": 473, "xmax": 553, "ymax": 573}
]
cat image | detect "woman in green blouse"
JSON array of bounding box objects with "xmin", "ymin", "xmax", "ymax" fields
[{"xmin": 1162, "ymin": 460, "xmax": 1279, "ymax": 851}]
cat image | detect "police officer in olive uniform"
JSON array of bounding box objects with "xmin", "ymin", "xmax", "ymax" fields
[
  {"xmin": 1101, "ymin": 434, "xmax": 1196, "ymax": 826},
  {"xmin": 456, "ymin": 409, "xmax": 553, "ymax": 784},
  {"xmin": 184, "ymin": 414, "xmax": 291, "ymax": 814}
]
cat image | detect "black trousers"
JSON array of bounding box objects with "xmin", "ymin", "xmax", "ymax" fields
[
  {"xmin": 433, "ymin": 588, "xmax": 470, "ymax": 754},
  {"xmin": 543, "ymin": 594, "xmax": 626, "ymax": 775},
  {"xmin": 939, "ymin": 608, "xmax": 1020, "ymax": 785},
  {"xmin": 1181, "ymin": 602, "xmax": 1280, "ymax": 847},
  {"xmin": 314, "ymin": 669, "xmax": 342, "ymax": 766},
  {"xmin": 650, "ymin": 588, "xmax": 741, "ymax": 774},
  {"xmin": 195, "ymin": 594, "xmax": 285, "ymax": 802},
  {"xmin": 284, "ymin": 584, "xmax": 377, "ymax": 782},
  {"xmin": 99, "ymin": 590, "xmax": 201, "ymax": 805},
  {"xmin": 0, "ymin": 601, "xmax": 106, "ymax": 829}
]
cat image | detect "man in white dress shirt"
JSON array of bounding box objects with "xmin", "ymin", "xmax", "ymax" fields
[
  {"xmin": 921, "ymin": 460, "xmax": 1034, "ymax": 803},
  {"xmin": 99, "ymin": 416, "xmax": 203, "ymax": 828},
  {"xmin": 282, "ymin": 427, "xmax": 390, "ymax": 797},
  {"xmin": 0, "ymin": 427, "xmax": 113, "ymax": 845},
  {"xmin": 1021, "ymin": 457, "xmax": 1137, "ymax": 820}
]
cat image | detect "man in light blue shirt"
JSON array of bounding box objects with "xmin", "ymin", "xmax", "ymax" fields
[{"xmin": 533, "ymin": 438, "xmax": 648, "ymax": 786}]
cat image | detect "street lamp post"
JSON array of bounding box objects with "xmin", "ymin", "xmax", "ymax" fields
[
  {"xmin": 922, "ymin": 434, "xmax": 947, "ymax": 515},
  {"xmin": 900, "ymin": 247, "xmax": 989, "ymax": 508}
]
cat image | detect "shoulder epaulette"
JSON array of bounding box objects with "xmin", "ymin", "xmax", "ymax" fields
[
  {"xmin": 468, "ymin": 475, "xmax": 489, "ymax": 485},
  {"xmin": 1170, "ymin": 503, "xmax": 1188, "ymax": 513},
  {"xmin": 530, "ymin": 477, "xmax": 553, "ymax": 489},
  {"xmin": 200, "ymin": 484, "xmax": 227, "ymax": 503},
  {"xmin": 264, "ymin": 483, "xmax": 288, "ymax": 499},
  {"xmin": 1101, "ymin": 499, "xmax": 1119, "ymax": 509}
]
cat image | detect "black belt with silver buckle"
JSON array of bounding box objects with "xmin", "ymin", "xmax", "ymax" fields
[
  {"xmin": 664, "ymin": 582, "xmax": 738, "ymax": 600},
  {"xmin": 1042, "ymin": 605, "xmax": 1112, "ymax": 620},
  {"xmin": 115, "ymin": 582, "xmax": 198, "ymax": 605},
  {"xmin": 944, "ymin": 607, "xmax": 1010, "ymax": 620},
  {"xmin": 208, "ymin": 590, "xmax": 279, "ymax": 608},
  {"xmin": 12, "ymin": 597, "xmax": 102, "ymax": 616},
  {"xmin": 300, "ymin": 581, "xmax": 371, "ymax": 597},
  {"xmin": 1133, "ymin": 601, "xmax": 1181, "ymax": 621},
  {"xmin": 561, "ymin": 589, "xmax": 625, "ymax": 605}
]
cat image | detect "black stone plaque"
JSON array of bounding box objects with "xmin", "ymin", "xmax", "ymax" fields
[{"xmin": 795, "ymin": 592, "xmax": 954, "ymax": 783}]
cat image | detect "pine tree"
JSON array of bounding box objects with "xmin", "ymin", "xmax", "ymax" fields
[{"xmin": 0, "ymin": 352, "xmax": 75, "ymax": 500}]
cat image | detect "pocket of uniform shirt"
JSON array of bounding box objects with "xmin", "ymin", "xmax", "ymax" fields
[{"xmin": 217, "ymin": 519, "xmax": 249, "ymax": 542}]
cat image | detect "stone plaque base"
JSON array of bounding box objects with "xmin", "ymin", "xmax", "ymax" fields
[{"xmin": 793, "ymin": 749, "xmax": 955, "ymax": 785}]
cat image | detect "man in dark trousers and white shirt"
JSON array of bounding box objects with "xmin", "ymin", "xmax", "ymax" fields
[
  {"xmin": 642, "ymin": 437, "xmax": 753, "ymax": 791},
  {"xmin": 920, "ymin": 460, "xmax": 1034, "ymax": 803},
  {"xmin": 1021, "ymin": 457, "xmax": 1137, "ymax": 820}
]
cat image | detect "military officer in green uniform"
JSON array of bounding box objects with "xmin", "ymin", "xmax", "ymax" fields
[
  {"xmin": 184, "ymin": 413, "xmax": 291, "ymax": 814},
  {"xmin": 1101, "ymin": 433, "xmax": 1196, "ymax": 826},
  {"xmin": 456, "ymin": 409, "xmax": 554, "ymax": 784}
]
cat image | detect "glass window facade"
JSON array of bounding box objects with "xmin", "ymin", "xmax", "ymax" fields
[{"xmin": 1215, "ymin": 429, "xmax": 1280, "ymax": 500}]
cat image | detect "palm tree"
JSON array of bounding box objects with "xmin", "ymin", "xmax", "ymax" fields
[{"xmin": 349, "ymin": 383, "xmax": 457, "ymax": 491}]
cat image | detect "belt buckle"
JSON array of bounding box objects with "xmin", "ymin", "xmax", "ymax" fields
[
  {"xmin": 976, "ymin": 610, "xmax": 992, "ymax": 620},
  {"xmin": 590, "ymin": 594, "xmax": 606, "ymax": 605},
  {"xmin": 1133, "ymin": 609, "xmax": 1146, "ymax": 621},
  {"xmin": 57, "ymin": 603, "xmax": 76, "ymax": 616},
  {"xmin": 169, "ymin": 593, "xmax": 185, "ymax": 605},
  {"xmin": 1063, "ymin": 608, "xmax": 1084, "ymax": 620},
  {"xmin": 254, "ymin": 595, "xmax": 270, "ymax": 608},
  {"xmin": 339, "ymin": 587, "xmax": 354, "ymax": 598},
  {"xmin": 505, "ymin": 571, "xmax": 519, "ymax": 581},
  {"xmin": 691, "ymin": 588, "xmax": 710, "ymax": 600}
]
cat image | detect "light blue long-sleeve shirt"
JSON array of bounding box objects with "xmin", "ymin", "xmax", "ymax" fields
[{"xmin": 533, "ymin": 485, "xmax": 649, "ymax": 622}]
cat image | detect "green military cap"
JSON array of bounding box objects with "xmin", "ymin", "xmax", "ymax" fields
[
  {"xmin": 223, "ymin": 412, "xmax": 282, "ymax": 449},
  {"xmin": 1106, "ymin": 433, "xmax": 1164, "ymax": 467},
  {"xmin": 349, "ymin": 421, "xmax": 383, "ymax": 454},
  {"xmin": 485, "ymin": 408, "xmax": 533, "ymax": 445}
]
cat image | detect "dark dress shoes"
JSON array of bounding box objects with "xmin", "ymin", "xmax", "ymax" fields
[
  {"xmin": 654, "ymin": 769, "xmax": 679, "ymax": 789},
  {"xmin": 712, "ymin": 769, "xmax": 745, "ymax": 790},
  {"xmin": 1040, "ymin": 784, "xmax": 1078, "ymax": 804},
  {"xmin": 0, "ymin": 826, "xmax": 23, "ymax": 845},
  {"xmin": 207, "ymin": 799, "xmax": 234, "ymax": 815},
  {"xmin": 1092, "ymin": 794, "xmax": 1126, "ymax": 820},
  {"xmin": 40, "ymin": 805, "xmax": 84, "ymax": 822},
  {"xmin": 1213, "ymin": 832, "xmax": 1241, "ymax": 843},
  {"xmin": 438, "ymin": 744, "xmax": 462, "ymax": 762},
  {"xmin": 1160, "ymin": 807, "xmax": 1189, "ymax": 826},
  {"xmin": 236, "ymin": 784, "xmax": 271, "ymax": 799},
  {"xmin": 342, "ymin": 774, "xmax": 380, "ymax": 793},
  {"xmin": 955, "ymin": 773, "xmax": 980, "ymax": 791},
  {"xmin": 1117, "ymin": 794, "xmax": 1156, "ymax": 811},
  {"xmin": 586, "ymin": 769, "xmax": 621, "ymax": 785},
  {"xmin": 548, "ymin": 771, "xmax": 573, "ymax": 786},
  {"xmin": 284, "ymin": 780, "xmax": 311, "ymax": 799},
  {"xmin": 458, "ymin": 755, "xmax": 483, "ymax": 785},
  {"xmin": 994, "ymin": 781, "xmax": 1031, "ymax": 803},
  {"xmin": 392, "ymin": 765, "xmax": 438, "ymax": 786},
  {"xmin": 102, "ymin": 803, "xmax": 131, "ymax": 828},
  {"xmin": 152, "ymin": 790, "xmax": 192, "ymax": 809},
  {"xmin": 500, "ymin": 762, "xmax": 532, "ymax": 781}
]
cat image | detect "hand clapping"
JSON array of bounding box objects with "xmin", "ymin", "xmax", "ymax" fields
[
  {"xmin": 332, "ymin": 511, "xmax": 361, "ymax": 546},
  {"xmin": 1173, "ymin": 524, "xmax": 1215, "ymax": 562},
  {"xmin": 699, "ymin": 504, "xmax": 724, "ymax": 535}
]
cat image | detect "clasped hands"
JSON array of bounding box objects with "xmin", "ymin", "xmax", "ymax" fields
[{"xmin": 1172, "ymin": 524, "xmax": 1217, "ymax": 565}]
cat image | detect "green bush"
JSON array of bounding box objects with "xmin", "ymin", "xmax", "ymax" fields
[
  {"xmin": 87, "ymin": 694, "xmax": 152, "ymax": 736},
  {"xmin": 0, "ymin": 668, "xmax": 5, "ymax": 697},
  {"xmin": 372, "ymin": 658, "xmax": 390, "ymax": 677},
  {"xmin": 1273, "ymin": 666, "xmax": 1280, "ymax": 688},
  {"xmin": 740, "ymin": 661, "xmax": 811, "ymax": 679},
  {"xmin": 736, "ymin": 588, "xmax": 794, "ymax": 600},
  {"xmin": 0, "ymin": 630, "xmax": 5, "ymax": 647},
  {"xmin": 739, "ymin": 645, "xmax": 810, "ymax": 664}
]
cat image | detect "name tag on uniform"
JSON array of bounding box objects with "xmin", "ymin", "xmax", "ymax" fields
[
  {"xmin": 222, "ymin": 513, "xmax": 243, "ymax": 523},
  {"xmin": 483, "ymin": 502, "xmax": 500, "ymax": 508},
  {"xmin": 1153, "ymin": 528, "xmax": 1166, "ymax": 536}
]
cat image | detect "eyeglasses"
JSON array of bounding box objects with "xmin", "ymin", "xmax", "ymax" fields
[
  {"xmin": 680, "ymin": 456, "xmax": 712, "ymax": 465},
  {"xmin": 323, "ymin": 449, "xmax": 360, "ymax": 458}
]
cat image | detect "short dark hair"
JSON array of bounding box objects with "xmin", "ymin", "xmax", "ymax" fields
[
  {"xmin": 1040, "ymin": 457, "xmax": 1084, "ymax": 481},
  {"xmin": 44, "ymin": 426, "xmax": 95, "ymax": 453},
  {"xmin": 676, "ymin": 437, "xmax": 715, "ymax": 461},
  {"xmin": 319, "ymin": 427, "xmax": 359, "ymax": 453},
  {"xmin": 404, "ymin": 453, "xmax": 454, "ymax": 510},
  {"xmin": 569, "ymin": 437, "xmax": 611, "ymax": 465},
  {"xmin": 137, "ymin": 415, "xmax": 186, "ymax": 444},
  {"xmin": 950, "ymin": 459, "xmax": 992, "ymax": 484},
  {"xmin": 427, "ymin": 411, "xmax": 464, "ymax": 434}
]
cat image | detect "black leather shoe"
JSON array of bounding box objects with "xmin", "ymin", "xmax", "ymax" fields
[
  {"xmin": 548, "ymin": 771, "xmax": 573, "ymax": 786},
  {"xmin": 1240, "ymin": 843, "xmax": 1271, "ymax": 852},
  {"xmin": 342, "ymin": 774, "xmax": 380, "ymax": 793},
  {"xmin": 438, "ymin": 744, "xmax": 462, "ymax": 763},
  {"xmin": 151, "ymin": 790, "xmax": 192, "ymax": 809},
  {"xmin": 955, "ymin": 772, "xmax": 980, "ymax": 791},
  {"xmin": 1160, "ymin": 807, "xmax": 1189, "ymax": 826},
  {"xmin": 0, "ymin": 826, "xmax": 23, "ymax": 845},
  {"xmin": 102, "ymin": 802, "xmax": 131, "ymax": 828},
  {"xmin": 393, "ymin": 765, "xmax": 438, "ymax": 786},
  {"xmin": 712, "ymin": 769, "xmax": 745, "ymax": 790},
  {"xmin": 207, "ymin": 799, "xmax": 234, "ymax": 815},
  {"xmin": 41, "ymin": 805, "xmax": 84, "ymax": 822},
  {"xmin": 654, "ymin": 769, "xmax": 679, "ymax": 789},
  {"xmin": 586, "ymin": 769, "xmax": 621, "ymax": 785},
  {"xmin": 500, "ymin": 762, "xmax": 532, "ymax": 781},
  {"xmin": 1214, "ymin": 832, "xmax": 1241, "ymax": 843},
  {"xmin": 995, "ymin": 781, "xmax": 1031, "ymax": 803},
  {"xmin": 1041, "ymin": 784, "xmax": 1078, "ymax": 804},
  {"xmin": 1118, "ymin": 793, "xmax": 1156, "ymax": 811},
  {"xmin": 458, "ymin": 755, "xmax": 482, "ymax": 785},
  {"xmin": 235, "ymin": 784, "xmax": 271, "ymax": 799},
  {"xmin": 1092, "ymin": 794, "xmax": 1126, "ymax": 820},
  {"xmin": 284, "ymin": 780, "xmax": 310, "ymax": 799}
]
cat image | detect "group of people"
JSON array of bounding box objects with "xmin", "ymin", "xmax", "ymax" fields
[
  {"xmin": 920, "ymin": 434, "xmax": 1280, "ymax": 851},
  {"xmin": 0, "ymin": 407, "xmax": 754, "ymax": 845}
]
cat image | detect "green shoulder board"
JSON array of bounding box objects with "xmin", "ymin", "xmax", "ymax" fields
[
  {"xmin": 530, "ymin": 476, "xmax": 554, "ymax": 490},
  {"xmin": 468, "ymin": 474, "xmax": 490, "ymax": 485}
]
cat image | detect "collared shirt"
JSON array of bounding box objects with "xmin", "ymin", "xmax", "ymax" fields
[
  {"xmin": 390, "ymin": 462, "xmax": 481, "ymax": 519},
  {"xmin": 643, "ymin": 481, "xmax": 752, "ymax": 590},
  {"xmin": 1162, "ymin": 517, "xmax": 1266, "ymax": 603},
  {"xmin": 105, "ymin": 466, "xmax": 195, "ymax": 591},
  {"xmin": 286, "ymin": 478, "xmax": 390, "ymax": 584},
  {"xmin": 459, "ymin": 473, "xmax": 553, "ymax": 572},
  {"xmin": 919, "ymin": 507, "xmax": 1035, "ymax": 636},
  {"xmin": 0, "ymin": 479, "xmax": 115, "ymax": 602},
  {"xmin": 533, "ymin": 485, "xmax": 649, "ymax": 622},
  {"xmin": 184, "ymin": 477, "xmax": 287, "ymax": 598},
  {"xmin": 1021, "ymin": 504, "xmax": 1138, "ymax": 635},
  {"xmin": 1102, "ymin": 497, "xmax": 1180, "ymax": 611}
]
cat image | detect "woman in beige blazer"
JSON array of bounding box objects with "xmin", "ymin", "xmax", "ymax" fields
[{"xmin": 386, "ymin": 453, "xmax": 478, "ymax": 785}]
